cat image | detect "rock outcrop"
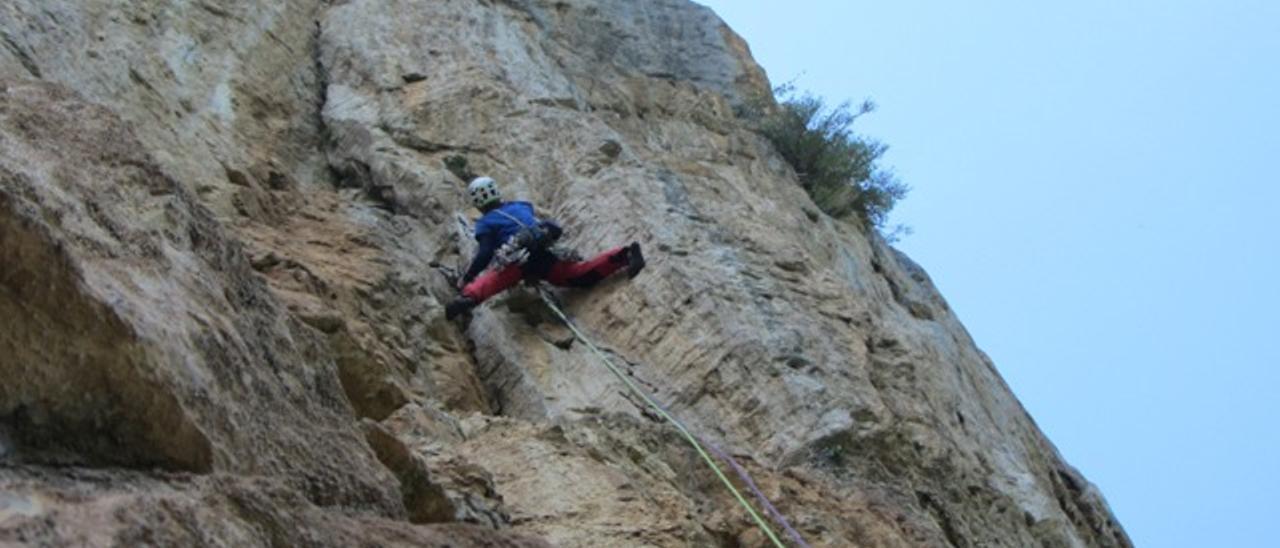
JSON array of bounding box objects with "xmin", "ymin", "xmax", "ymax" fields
[{"xmin": 1, "ymin": 1, "xmax": 1129, "ymax": 547}]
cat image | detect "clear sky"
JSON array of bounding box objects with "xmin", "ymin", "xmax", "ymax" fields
[{"xmin": 697, "ymin": 2, "xmax": 1279, "ymax": 546}]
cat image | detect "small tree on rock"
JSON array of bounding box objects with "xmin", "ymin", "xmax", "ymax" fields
[{"xmin": 744, "ymin": 84, "xmax": 909, "ymax": 235}]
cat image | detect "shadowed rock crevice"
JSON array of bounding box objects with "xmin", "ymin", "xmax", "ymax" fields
[
  {"xmin": 0, "ymin": 191, "xmax": 213, "ymax": 471},
  {"xmin": 362, "ymin": 420, "xmax": 457, "ymax": 523},
  {"xmin": 0, "ymin": 79, "xmax": 404, "ymax": 516},
  {"xmin": 0, "ymin": 33, "xmax": 40, "ymax": 78},
  {"xmin": 0, "ymin": 464, "xmax": 548, "ymax": 547}
]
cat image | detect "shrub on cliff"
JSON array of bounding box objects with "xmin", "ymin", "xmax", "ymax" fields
[{"xmin": 744, "ymin": 85, "xmax": 908, "ymax": 234}]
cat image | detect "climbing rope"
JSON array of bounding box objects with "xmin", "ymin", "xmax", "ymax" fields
[{"xmin": 537, "ymin": 289, "xmax": 810, "ymax": 548}]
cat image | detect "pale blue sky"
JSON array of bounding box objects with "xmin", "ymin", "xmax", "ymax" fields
[{"xmin": 698, "ymin": 2, "xmax": 1279, "ymax": 546}]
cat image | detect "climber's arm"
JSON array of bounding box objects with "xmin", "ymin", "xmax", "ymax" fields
[{"xmin": 460, "ymin": 231, "xmax": 497, "ymax": 287}]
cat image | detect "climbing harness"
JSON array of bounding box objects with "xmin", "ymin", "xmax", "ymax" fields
[
  {"xmin": 537, "ymin": 288, "xmax": 810, "ymax": 548},
  {"xmin": 491, "ymin": 208, "xmax": 557, "ymax": 269}
]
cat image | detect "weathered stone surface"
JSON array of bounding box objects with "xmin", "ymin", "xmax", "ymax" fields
[
  {"xmin": 361, "ymin": 418, "xmax": 457, "ymax": 524},
  {"xmin": 414, "ymin": 413, "xmax": 949, "ymax": 547},
  {"xmin": 0, "ymin": 79, "xmax": 401, "ymax": 513},
  {"xmin": 0, "ymin": 0, "xmax": 332, "ymax": 216},
  {"xmin": 0, "ymin": 466, "xmax": 548, "ymax": 548},
  {"xmin": 316, "ymin": 1, "xmax": 1130, "ymax": 545},
  {"xmin": 0, "ymin": 0, "xmax": 1129, "ymax": 546}
]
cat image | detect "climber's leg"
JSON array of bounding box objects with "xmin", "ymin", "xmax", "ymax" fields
[
  {"xmin": 545, "ymin": 243, "xmax": 643, "ymax": 287},
  {"xmin": 447, "ymin": 263, "xmax": 527, "ymax": 320},
  {"xmin": 463, "ymin": 263, "xmax": 526, "ymax": 302}
]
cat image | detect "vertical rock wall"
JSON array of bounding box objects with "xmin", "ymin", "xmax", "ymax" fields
[{"xmin": 0, "ymin": 1, "xmax": 1129, "ymax": 546}]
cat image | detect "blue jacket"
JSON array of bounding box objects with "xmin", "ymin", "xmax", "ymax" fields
[
  {"xmin": 475, "ymin": 201, "xmax": 540, "ymax": 246},
  {"xmin": 462, "ymin": 202, "xmax": 561, "ymax": 282}
]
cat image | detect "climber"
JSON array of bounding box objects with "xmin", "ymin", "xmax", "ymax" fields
[{"xmin": 445, "ymin": 176, "xmax": 645, "ymax": 319}]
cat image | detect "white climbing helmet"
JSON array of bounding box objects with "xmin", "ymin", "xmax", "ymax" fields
[{"xmin": 468, "ymin": 176, "xmax": 500, "ymax": 209}]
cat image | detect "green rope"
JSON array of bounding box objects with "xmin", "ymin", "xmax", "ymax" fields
[{"xmin": 538, "ymin": 291, "xmax": 788, "ymax": 548}]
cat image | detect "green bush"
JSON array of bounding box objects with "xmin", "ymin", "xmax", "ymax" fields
[{"xmin": 745, "ymin": 85, "xmax": 908, "ymax": 234}]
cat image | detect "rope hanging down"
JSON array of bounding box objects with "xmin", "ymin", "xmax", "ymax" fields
[{"xmin": 537, "ymin": 289, "xmax": 810, "ymax": 548}]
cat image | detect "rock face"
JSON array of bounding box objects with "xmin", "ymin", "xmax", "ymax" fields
[{"xmin": 0, "ymin": 1, "xmax": 1129, "ymax": 547}]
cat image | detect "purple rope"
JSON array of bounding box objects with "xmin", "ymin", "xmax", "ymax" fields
[
  {"xmin": 699, "ymin": 435, "xmax": 812, "ymax": 548},
  {"xmin": 655, "ymin": 400, "xmax": 812, "ymax": 548}
]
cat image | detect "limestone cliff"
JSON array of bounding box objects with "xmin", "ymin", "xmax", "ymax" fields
[{"xmin": 0, "ymin": 1, "xmax": 1129, "ymax": 546}]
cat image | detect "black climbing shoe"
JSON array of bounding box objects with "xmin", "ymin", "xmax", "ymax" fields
[
  {"xmin": 626, "ymin": 242, "xmax": 645, "ymax": 278},
  {"xmin": 445, "ymin": 296, "xmax": 477, "ymax": 320}
]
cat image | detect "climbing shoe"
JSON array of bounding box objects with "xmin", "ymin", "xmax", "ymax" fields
[
  {"xmin": 445, "ymin": 296, "xmax": 477, "ymax": 320},
  {"xmin": 626, "ymin": 242, "xmax": 645, "ymax": 278}
]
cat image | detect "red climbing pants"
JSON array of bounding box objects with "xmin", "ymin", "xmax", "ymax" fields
[{"xmin": 462, "ymin": 246, "xmax": 629, "ymax": 303}]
